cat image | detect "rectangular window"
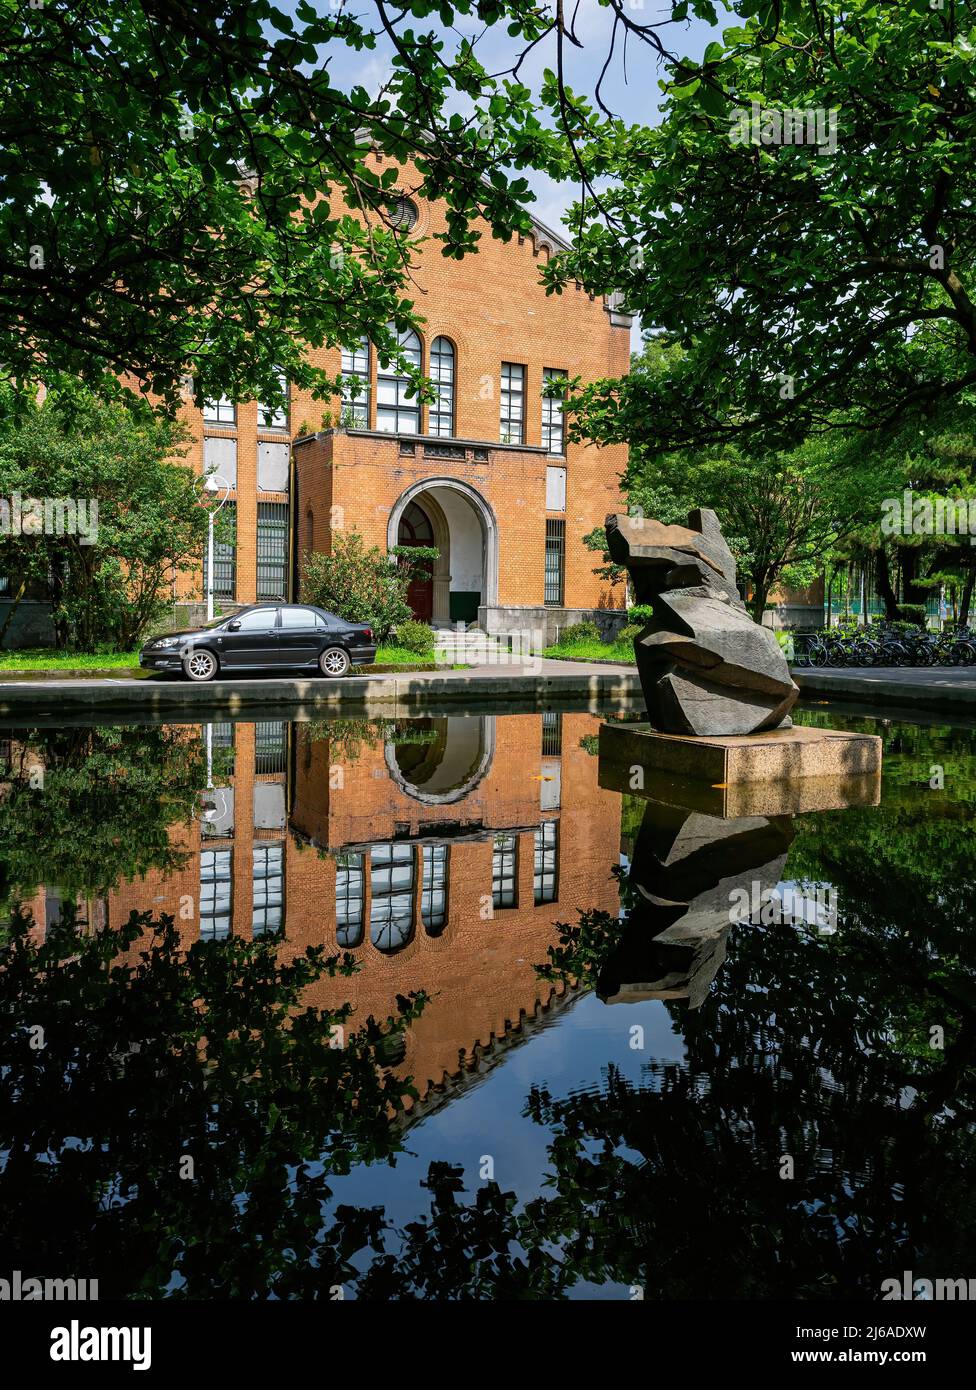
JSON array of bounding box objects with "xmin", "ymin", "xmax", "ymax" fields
[
  {"xmin": 546, "ymin": 465, "xmax": 567, "ymax": 513},
  {"xmin": 257, "ymin": 441, "xmax": 289, "ymax": 493},
  {"xmin": 500, "ymin": 362, "xmax": 525, "ymax": 445},
  {"xmin": 203, "ymin": 395, "xmax": 236, "ymax": 425},
  {"xmin": 421, "ymin": 844, "xmax": 449, "ymax": 934},
  {"xmin": 254, "ymin": 720, "xmax": 286, "ymax": 775},
  {"xmin": 335, "ymin": 852, "xmax": 365, "ymax": 948},
  {"xmin": 257, "ymin": 371, "xmax": 289, "ymax": 430},
  {"xmin": 203, "ymin": 721, "xmax": 235, "ymax": 777},
  {"xmin": 200, "ymin": 849, "xmax": 232, "ymax": 940},
  {"xmin": 256, "ymin": 501, "xmax": 288, "ymax": 599},
  {"xmin": 534, "ymin": 821, "xmax": 558, "ymax": 905},
  {"xmin": 340, "ymin": 338, "xmax": 370, "ymax": 426},
  {"xmin": 376, "ymin": 332, "xmax": 421, "ymax": 434},
  {"xmin": 492, "ymin": 833, "xmax": 517, "ymax": 910},
  {"xmin": 542, "ymin": 368, "xmax": 567, "ymax": 454},
  {"xmin": 203, "ymin": 500, "xmax": 236, "ymax": 600},
  {"xmin": 204, "ymin": 436, "xmax": 237, "ymax": 489},
  {"xmin": 252, "ymin": 845, "xmax": 284, "ymax": 937},
  {"xmin": 200, "ymin": 786, "xmax": 234, "ymax": 838},
  {"xmin": 541, "ymin": 710, "xmax": 563, "ymax": 758},
  {"xmin": 544, "ymin": 518, "xmax": 565, "ymax": 606},
  {"xmin": 369, "ymin": 843, "xmax": 415, "ymax": 951}
]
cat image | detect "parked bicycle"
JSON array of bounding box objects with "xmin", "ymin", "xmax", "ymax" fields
[{"xmin": 791, "ymin": 621, "xmax": 976, "ymax": 668}]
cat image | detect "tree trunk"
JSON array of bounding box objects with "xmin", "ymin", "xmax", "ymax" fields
[
  {"xmin": 0, "ymin": 577, "xmax": 27, "ymax": 648},
  {"xmin": 959, "ymin": 566, "xmax": 976, "ymax": 628},
  {"xmin": 875, "ymin": 548, "xmax": 900, "ymax": 620}
]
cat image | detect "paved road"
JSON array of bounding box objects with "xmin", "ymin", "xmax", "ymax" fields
[{"xmin": 795, "ymin": 665, "xmax": 976, "ymax": 712}]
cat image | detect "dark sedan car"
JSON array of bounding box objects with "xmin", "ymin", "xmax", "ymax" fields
[{"xmin": 140, "ymin": 604, "xmax": 376, "ymax": 681}]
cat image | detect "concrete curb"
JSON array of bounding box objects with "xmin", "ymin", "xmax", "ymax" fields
[
  {"xmin": 794, "ymin": 669, "xmax": 976, "ymax": 712},
  {"xmin": 0, "ymin": 667, "xmax": 644, "ymax": 719}
]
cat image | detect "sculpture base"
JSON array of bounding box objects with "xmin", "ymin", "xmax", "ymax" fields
[{"xmin": 599, "ymin": 721, "xmax": 882, "ymax": 818}]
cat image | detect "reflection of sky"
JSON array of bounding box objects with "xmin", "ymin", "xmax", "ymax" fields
[{"xmin": 327, "ymin": 987, "xmax": 687, "ymax": 1298}]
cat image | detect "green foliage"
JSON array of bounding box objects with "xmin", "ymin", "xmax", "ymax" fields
[
  {"xmin": 612, "ymin": 622, "xmax": 642, "ymax": 648},
  {"xmin": 545, "ymin": 1, "xmax": 976, "ymax": 453},
  {"xmin": 0, "ymin": 725, "xmax": 216, "ymax": 907},
  {"xmin": 0, "ymin": 388, "xmax": 208, "ymax": 650},
  {"xmin": 0, "ymin": 1, "xmax": 554, "ymax": 411},
  {"xmin": 0, "ymin": 903, "xmax": 426, "ymax": 1296},
  {"xmin": 896, "ymin": 604, "xmax": 928, "ymax": 628},
  {"xmin": 301, "ymin": 532, "xmax": 438, "ymax": 642},
  {"xmin": 626, "ymin": 604, "xmax": 654, "ymax": 626},
  {"xmin": 394, "ymin": 620, "xmax": 436, "ymax": 656},
  {"xmin": 560, "ymin": 620, "xmax": 601, "ymax": 645}
]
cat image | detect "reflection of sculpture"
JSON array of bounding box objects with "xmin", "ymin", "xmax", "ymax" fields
[
  {"xmin": 606, "ymin": 509, "xmax": 799, "ymax": 736},
  {"xmin": 598, "ymin": 801, "xmax": 793, "ymax": 1009}
]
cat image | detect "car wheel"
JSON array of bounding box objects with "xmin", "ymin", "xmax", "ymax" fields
[
  {"xmin": 319, "ymin": 646, "xmax": 351, "ymax": 678},
  {"xmin": 183, "ymin": 648, "xmax": 218, "ymax": 682}
]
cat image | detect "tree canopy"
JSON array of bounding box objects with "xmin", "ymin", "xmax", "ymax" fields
[
  {"xmin": 0, "ymin": 0, "xmax": 558, "ymax": 413},
  {"xmin": 545, "ymin": 0, "xmax": 976, "ymax": 452}
]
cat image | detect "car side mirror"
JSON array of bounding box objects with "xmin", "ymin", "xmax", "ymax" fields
[{"xmin": 227, "ymin": 619, "xmax": 241, "ymax": 631}]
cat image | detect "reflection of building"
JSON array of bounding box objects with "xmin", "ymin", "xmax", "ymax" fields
[{"xmin": 106, "ymin": 713, "xmax": 620, "ymax": 1106}]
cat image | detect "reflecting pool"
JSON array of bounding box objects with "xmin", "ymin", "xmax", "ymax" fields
[{"xmin": 1, "ymin": 706, "xmax": 974, "ymax": 1299}]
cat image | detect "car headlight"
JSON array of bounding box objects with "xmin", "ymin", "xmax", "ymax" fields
[{"xmin": 152, "ymin": 637, "xmax": 180, "ymax": 649}]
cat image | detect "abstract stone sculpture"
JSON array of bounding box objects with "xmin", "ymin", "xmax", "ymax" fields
[{"xmin": 606, "ymin": 509, "xmax": 799, "ymax": 737}]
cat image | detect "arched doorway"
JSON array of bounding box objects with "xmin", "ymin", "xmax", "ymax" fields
[
  {"xmin": 384, "ymin": 716, "xmax": 496, "ymax": 804},
  {"xmin": 389, "ymin": 480, "xmax": 497, "ymax": 626},
  {"xmin": 398, "ymin": 500, "xmax": 435, "ymax": 622}
]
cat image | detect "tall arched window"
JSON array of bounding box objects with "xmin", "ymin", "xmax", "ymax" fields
[
  {"xmin": 429, "ymin": 336, "xmax": 455, "ymax": 437},
  {"xmin": 376, "ymin": 326, "xmax": 421, "ymax": 434}
]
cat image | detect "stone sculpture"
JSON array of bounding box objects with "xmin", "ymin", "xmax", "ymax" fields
[{"xmin": 606, "ymin": 509, "xmax": 799, "ymax": 736}]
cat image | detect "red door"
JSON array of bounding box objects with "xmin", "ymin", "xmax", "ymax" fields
[{"xmin": 399, "ymin": 501, "xmax": 434, "ymax": 622}]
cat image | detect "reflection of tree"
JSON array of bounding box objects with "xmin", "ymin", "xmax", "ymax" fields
[
  {"xmin": 0, "ymin": 725, "xmax": 222, "ymax": 907},
  {"xmin": 0, "ymin": 907, "xmax": 425, "ymax": 1298}
]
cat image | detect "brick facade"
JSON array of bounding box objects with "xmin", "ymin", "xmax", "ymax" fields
[{"xmin": 173, "ymin": 158, "xmax": 632, "ymax": 635}]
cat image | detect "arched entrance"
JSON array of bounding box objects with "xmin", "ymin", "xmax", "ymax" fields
[
  {"xmin": 384, "ymin": 716, "xmax": 496, "ymax": 804},
  {"xmin": 389, "ymin": 479, "xmax": 497, "ymax": 626}
]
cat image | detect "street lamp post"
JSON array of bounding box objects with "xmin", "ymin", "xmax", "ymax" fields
[{"xmin": 203, "ymin": 472, "xmax": 231, "ymax": 622}]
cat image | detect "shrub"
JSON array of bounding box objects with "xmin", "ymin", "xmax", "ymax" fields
[
  {"xmin": 394, "ymin": 620, "xmax": 436, "ymax": 656},
  {"xmin": 626, "ymin": 604, "xmax": 654, "ymax": 626},
  {"xmin": 613, "ymin": 622, "xmax": 643, "ymax": 648},
  {"xmin": 303, "ymin": 532, "xmax": 433, "ymax": 641},
  {"xmin": 560, "ymin": 620, "xmax": 601, "ymax": 645},
  {"xmin": 896, "ymin": 604, "xmax": 928, "ymax": 628}
]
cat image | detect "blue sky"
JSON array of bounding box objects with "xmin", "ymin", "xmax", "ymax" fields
[
  {"xmin": 281, "ymin": 2, "xmax": 721, "ymax": 348},
  {"xmin": 286, "ymin": 2, "xmax": 719, "ymax": 234}
]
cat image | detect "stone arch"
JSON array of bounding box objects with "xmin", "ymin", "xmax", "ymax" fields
[
  {"xmin": 388, "ymin": 477, "xmax": 498, "ymax": 616},
  {"xmin": 383, "ymin": 715, "xmax": 496, "ymax": 806}
]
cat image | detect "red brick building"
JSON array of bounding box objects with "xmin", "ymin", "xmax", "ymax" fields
[{"xmin": 172, "ymin": 172, "xmax": 632, "ymax": 644}]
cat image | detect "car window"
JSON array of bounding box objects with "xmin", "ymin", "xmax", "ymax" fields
[
  {"xmin": 279, "ymin": 607, "xmax": 319, "ymax": 629},
  {"xmin": 314, "ymin": 612, "xmax": 332, "ymax": 629},
  {"xmin": 234, "ymin": 608, "xmax": 278, "ymax": 632}
]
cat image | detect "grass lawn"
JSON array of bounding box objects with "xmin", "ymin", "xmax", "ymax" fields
[
  {"xmin": 543, "ymin": 639, "xmax": 636, "ymax": 664},
  {"xmin": 0, "ymin": 647, "xmax": 140, "ymax": 670}
]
